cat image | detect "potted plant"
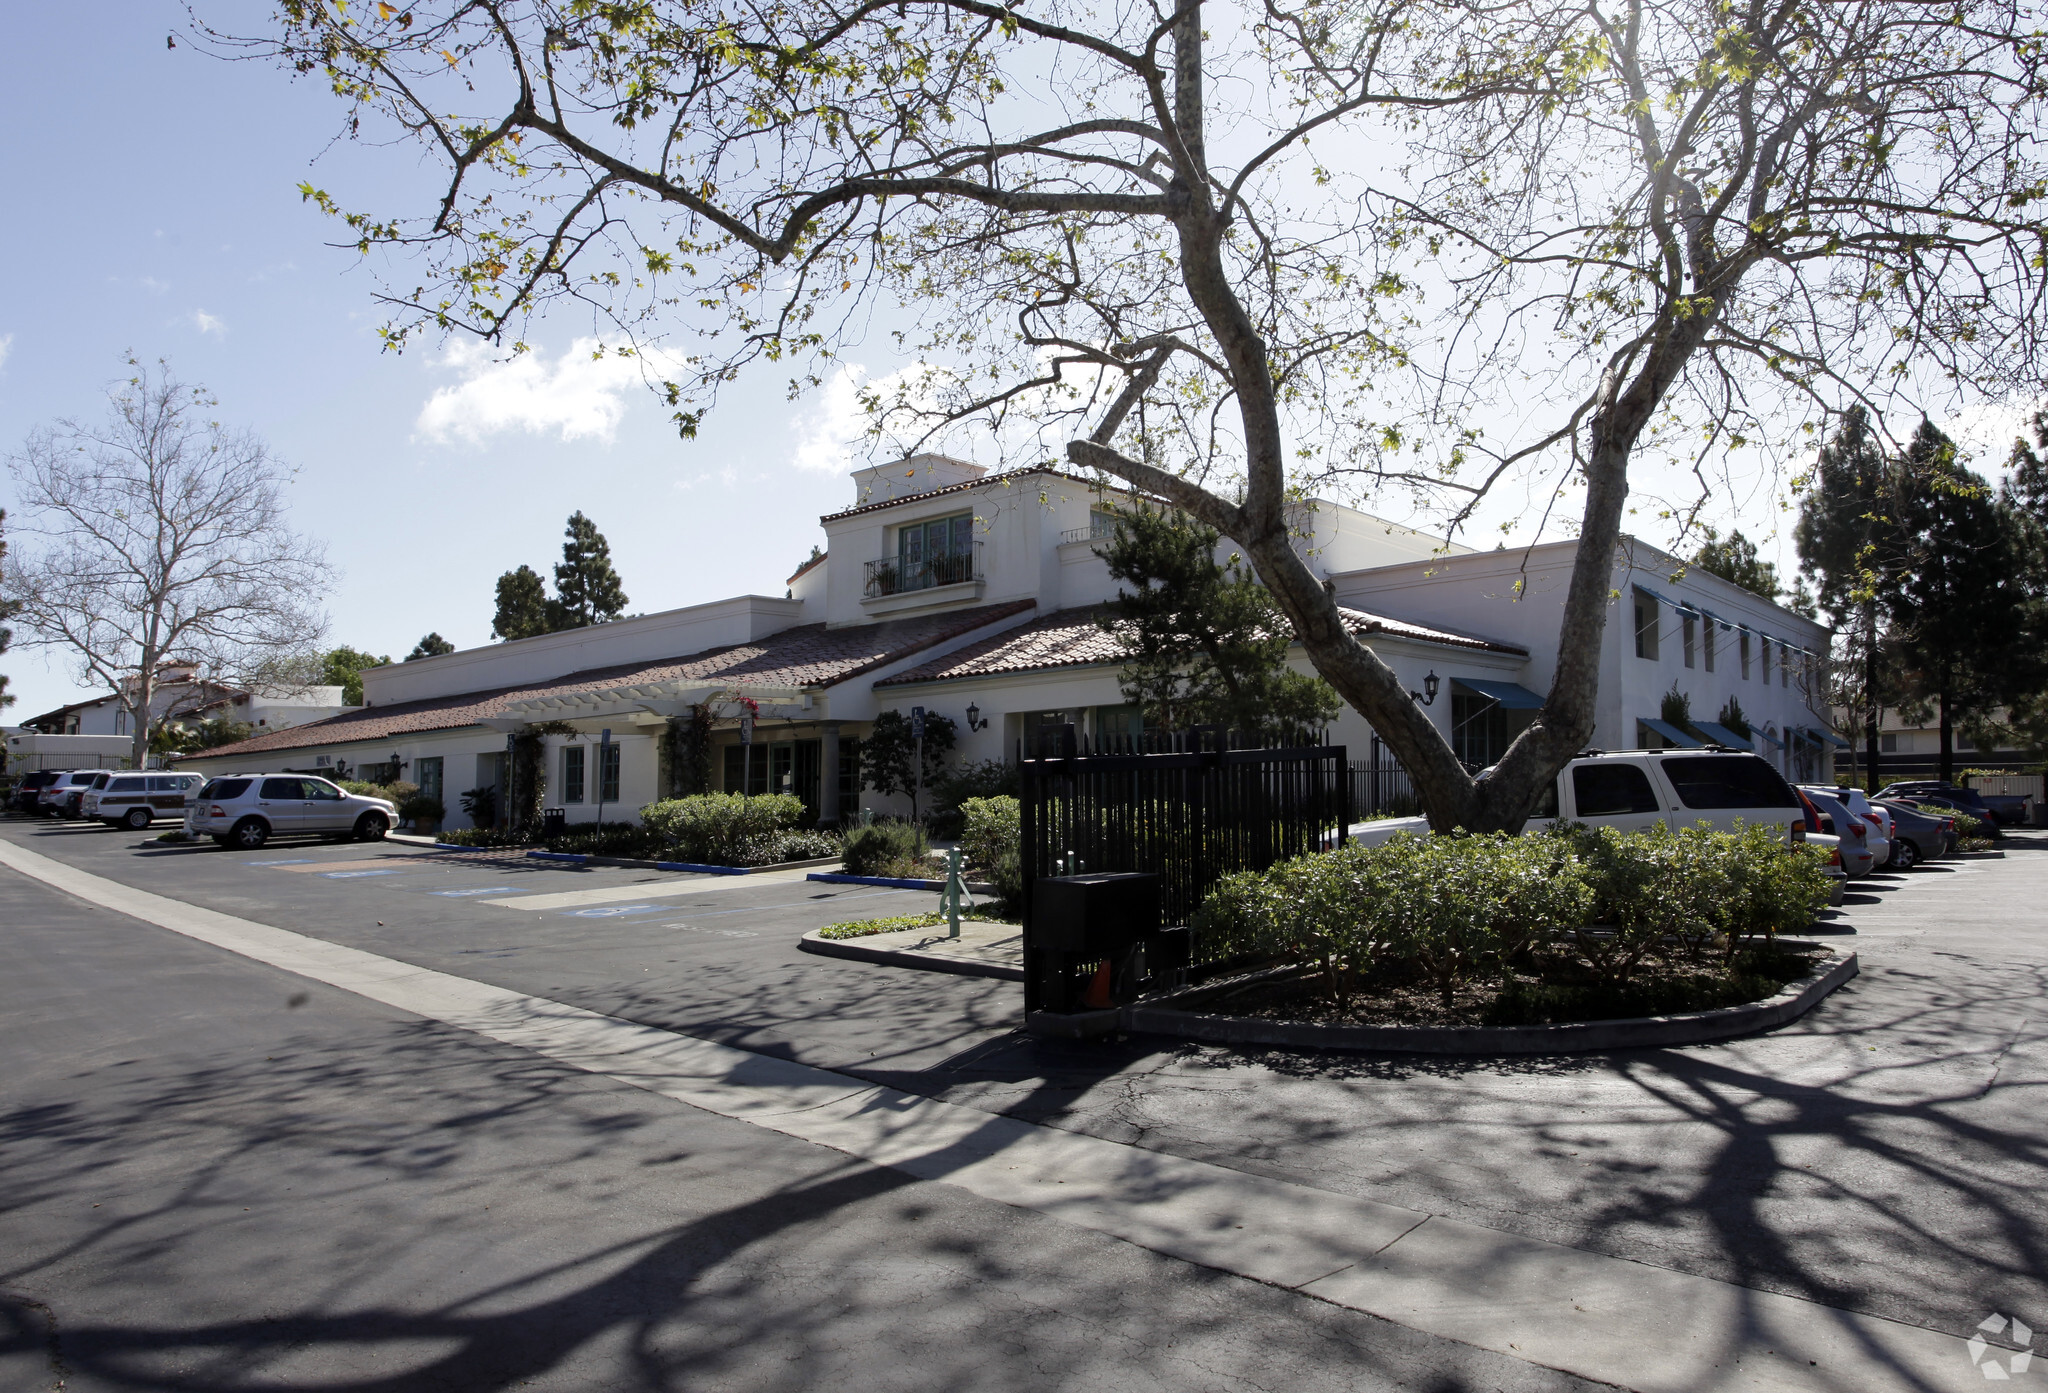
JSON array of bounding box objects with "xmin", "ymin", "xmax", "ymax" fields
[{"xmin": 400, "ymin": 792, "xmax": 447, "ymax": 836}]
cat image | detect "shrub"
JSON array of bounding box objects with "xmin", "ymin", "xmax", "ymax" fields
[
  {"xmin": 842, "ymin": 819, "xmax": 930, "ymax": 877},
  {"xmin": 341, "ymin": 779, "xmax": 418, "ymax": 807},
  {"xmin": 958, "ymin": 796, "xmax": 1020, "ymax": 871},
  {"xmin": 928, "ymin": 760, "xmax": 1020, "ymax": 838},
  {"xmin": 762, "ymin": 829, "xmax": 843, "ymax": 864},
  {"xmin": 399, "ymin": 793, "xmax": 446, "ymax": 824},
  {"xmin": 638, "ymin": 792, "xmax": 807, "ymax": 866},
  {"xmin": 1191, "ymin": 821, "xmax": 1817, "ymax": 1004},
  {"xmin": 545, "ymin": 822, "xmax": 668, "ymax": 858}
]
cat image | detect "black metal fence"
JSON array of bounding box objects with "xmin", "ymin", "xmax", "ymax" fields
[
  {"xmin": 1348, "ymin": 736, "xmax": 1419, "ymax": 818},
  {"xmin": 1018, "ymin": 725, "xmax": 1350, "ymax": 957}
]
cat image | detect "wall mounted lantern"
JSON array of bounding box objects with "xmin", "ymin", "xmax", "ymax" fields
[
  {"xmin": 965, "ymin": 702, "xmax": 989, "ymax": 732},
  {"xmin": 1411, "ymin": 670, "xmax": 1440, "ymax": 706}
]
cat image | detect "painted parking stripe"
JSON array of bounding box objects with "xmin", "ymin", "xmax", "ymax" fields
[
  {"xmin": 429, "ymin": 886, "xmax": 519, "ymax": 898},
  {"xmin": 321, "ymin": 868, "xmax": 406, "ymax": 879},
  {"xmin": 0, "ymin": 835, "xmax": 1974, "ymax": 1393},
  {"xmin": 479, "ymin": 866, "xmax": 819, "ymax": 911},
  {"xmin": 249, "ymin": 859, "xmax": 316, "ymax": 867}
]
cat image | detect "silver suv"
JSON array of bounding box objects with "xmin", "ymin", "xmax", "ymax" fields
[
  {"xmin": 39, "ymin": 770, "xmax": 117, "ymax": 818},
  {"xmin": 187, "ymin": 774, "xmax": 399, "ymax": 850}
]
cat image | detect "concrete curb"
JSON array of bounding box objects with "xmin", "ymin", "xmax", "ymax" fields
[
  {"xmin": 514, "ymin": 850, "xmax": 841, "ymax": 874},
  {"xmin": 1115, "ymin": 948, "xmax": 1858, "ymax": 1054},
  {"xmin": 807, "ymin": 871, "xmax": 998, "ymax": 893},
  {"xmin": 797, "ymin": 927, "xmax": 1025, "ymax": 981}
]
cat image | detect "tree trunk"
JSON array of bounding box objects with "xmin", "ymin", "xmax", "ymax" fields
[
  {"xmin": 1938, "ymin": 664, "xmax": 1954, "ymax": 784},
  {"xmin": 1862, "ymin": 603, "xmax": 1880, "ymax": 791},
  {"xmin": 128, "ymin": 668, "xmax": 154, "ymax": 773}
]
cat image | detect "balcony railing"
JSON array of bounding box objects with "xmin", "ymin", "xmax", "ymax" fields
[
  {"xmin": 1059, "ymin": 517, "xmax": 1118, "ymax": 546},
  {"xmin": 864, "ymin": 544, "xmax": 980, "ymax": 599}
]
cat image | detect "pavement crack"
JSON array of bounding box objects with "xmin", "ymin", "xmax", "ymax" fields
[{"xmin": 2, "ymin": 1289, "xmax": 69, "ymax": 1391}]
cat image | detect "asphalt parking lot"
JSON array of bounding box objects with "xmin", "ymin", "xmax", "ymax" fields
[{"xmin": 6, "ymin": 815, "xmax": 2047, "ymax": 1361}]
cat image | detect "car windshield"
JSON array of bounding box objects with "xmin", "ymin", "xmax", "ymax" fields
[{"xmin": 1661, "ymin": 756, "xmax": 1799, "ymax": 810}]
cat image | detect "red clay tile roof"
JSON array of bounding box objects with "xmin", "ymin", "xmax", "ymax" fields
[
  {"xmin": 820, "ymin": 465, "xmax": 1121, "ymax": 523},
  {"xmin": 876, "ymin": 604, "xmax": 1524, "ymax": 687},
  {"xmin": 186, "ymin": 600, "xmax": 1036, "ymax": 761}
]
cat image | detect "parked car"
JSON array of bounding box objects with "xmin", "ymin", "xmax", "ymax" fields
[
  {"xmin": 9, "ymin": 770, "xmax": 62, "ymax": 813},
  {"xmin": 39, "ymin": 770, "xmax": 117, "ymax": 818},
  {"xmin": 186, "ymin": 774, "xmax": 398, "ymax": 850},
  {"xmin": 85, "ymin": 772, "xmax": 206, "ymax": 830},
  {"xmin": 1886, "ymin": 791, "xmax": 2006, "ymax": 841},
  {"xmin": 1799, "ymin": 787, "xmax": 1881, "ymax": 878},
  {"xmin": 1872, "ymin": 798, "xmax": 1955, "ymax": 870},
  {"xmin": 1876, "ymin": 781, "xmax": 2022, "ymax": 828}
]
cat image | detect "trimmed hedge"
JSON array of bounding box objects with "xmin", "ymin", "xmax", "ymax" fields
[
  {"xmin": 640, "ymin": 792, "xmax": 811, "ymax": 866},
  {"xmin": 1192, "ymin": 823, "xmax": 1834, "ymax": 1005},
  {"xmin": 842, "ymin": 819, "xmax": 929, "ymax": 877}
]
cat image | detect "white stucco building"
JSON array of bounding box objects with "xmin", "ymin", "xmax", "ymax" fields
[
  {"xmin": 179, "ymin": 455, "xmax": 1835, "ymax": 827},
  {"xmin": 13, "ymin": 665, "xmax": 356, "ymax": 772}
]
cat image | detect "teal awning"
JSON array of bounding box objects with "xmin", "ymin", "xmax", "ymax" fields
[
  {"xmin": 1640, "ymin": 718, "xmax": 1705, "ymax": 748},
  {"xmin": 1693, "ymin": 721, "xmax": 1752, "ymax": 748},
  {"xmin": 1452, "ymin": 678, "xmax": 1546, "ymax": 710},
  {"xmin": 1806, "ymin": 726, "xmax": 1852, "ymax": 748}
]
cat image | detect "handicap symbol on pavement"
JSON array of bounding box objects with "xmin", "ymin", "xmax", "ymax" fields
[{"xmin": 567, "ymin": 904, "xmax": 662, "ymax": 918}]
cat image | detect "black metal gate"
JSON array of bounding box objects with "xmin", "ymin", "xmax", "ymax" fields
[{"xmin": 1018, "ymin": 727, "xmax": 1350, "ymax": 1013}]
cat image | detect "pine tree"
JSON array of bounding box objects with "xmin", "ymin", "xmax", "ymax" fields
[
  {"xmin": 406, "ymin": 632, "xmax": 456, "ymax": 662},
  {"xmin": 1690, "ymin": 527, "xmax": 1779, "ymax": 600},
  {"xmin": 319, "ymin": 645, "xmax": 392, "ymax": 704},
  {"xmin": 1795, "ymin": 407, "xmax": 1902, "ymax": 787},
  {"xmin": 1096, "ymin": 507, "xmax": 1340, "ymax": 740},
  {"xmin": 492, "ymin": 565, "xmax": 555, "ymax": 641},
  {"xmin": 552, "ymin": 511, "xmax": 629, "ymax": 628},
  {"xmin": 1885, "ymin": 419, "xmax": 2033, "ymax": 783}
]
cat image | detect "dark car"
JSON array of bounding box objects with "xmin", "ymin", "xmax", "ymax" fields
[
  {"xmin": 1885, "ymin": 792, "xmax": 2005, "ymax": 841},
  {"xmin": 1874, "ymin": 781, "xmax": 2021, "ymax": 826},
  {"xmin": 10, "ymin": 770, "xmax": 62, "ymax": 813},
  {"xmin": 1873, "ymin": 798, "xmax": 1956, "ymax": 868}
]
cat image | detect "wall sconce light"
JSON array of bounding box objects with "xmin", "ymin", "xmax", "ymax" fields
[
  {"xmin": 965, "ymin": 702, "xmax": 989, "ymax": 732},
  {"xmin": 1411, "ymin": 670, "xmax": 1440, "ymax": 706}
]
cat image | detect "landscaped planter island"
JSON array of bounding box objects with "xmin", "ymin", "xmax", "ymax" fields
[{"xmin": 1031, "ymin": 821, "xmax": 1851, "ymax": 1052}]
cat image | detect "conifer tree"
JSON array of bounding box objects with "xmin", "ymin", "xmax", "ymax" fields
[
  {"xmin": 1885, "ymin": 420, "xmax": 2031, "ymax": 782},
  {"xmin": 1097, "ymin": 507, "xmax": 1339, "ymax": 741},
  {"xmin": 492, "ymin": 565, "xmax": 554, "ymax": 641},
  {"xmin": 1796, "ymin": 408, "xmax": 1902, "ymax": 786},
  {"xmin": 405, "ymin": 633, "xmax": 455, "ymax": 662},
  {"xmin": 553, "ymin": 512, "xmax": 629, "ymax": 628},
  {"xmin": 1690, "ymin": 528, "xmax": 1779, "ymax": 601}
]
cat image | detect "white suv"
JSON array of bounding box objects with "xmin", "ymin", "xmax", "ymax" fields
[
  {"xmin": 86, "ymin": 772, "xmax": 205, "ymax": 829},
  {"xmin": 186, "ymin": 774, "xmax": 399, "ymax": 850},
  {"xmin": 1351, "ymin": 750, "xmax": 1808, "ymax": 844}
]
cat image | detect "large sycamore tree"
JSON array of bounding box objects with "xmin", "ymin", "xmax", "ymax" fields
[{"xmin": 221, "ymin": 0, "xmax": 2047, "ymax": 830}]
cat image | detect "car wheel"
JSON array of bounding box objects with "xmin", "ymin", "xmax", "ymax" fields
[
  {"xmin": 123, "ymin": 807, "xmax": 153, "ymax": 831},
  {"xmin": 354, "ymin": 811, "xmax": 389, "ymax": 842},
  {"xmin": 229, "ymin": 817, "xmax": 270, "ymax": 850},
  {"xmin": 1890, "ymin": 838, "xmax": 1917, "ymax": 871}
]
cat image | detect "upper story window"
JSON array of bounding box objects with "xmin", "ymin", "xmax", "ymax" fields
[
  {"xmin": 1681, "ymin": 612, "xmax": 1697, "ymax": 669},
  {"xmin": 1633, "ymin": 589, "xmax": 1659, "ymax": 660},
  {"xmin": 1740, "ymin": 632, "xmax": 1752, "ymax": 679},
  {"xmin": 868, "ymin": 512, "xmax": 976, "ymax": 597},
  {"xmin": 1703, "ymin": 620, "xmax": 1716, "ymax": 672}
]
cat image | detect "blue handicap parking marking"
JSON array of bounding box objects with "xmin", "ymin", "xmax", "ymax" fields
[
  {"xmin": 564, "ymin": 904, "xmax": 665, "ymax": 918},
  {"xmin": 429, "ymin": 886, "xmax": 518, "ymax": 897},
  {"xmin": 250, "ymin": 859, "xmax": 316, "ymax": 867},
  {"xmin": 321, "ymin": 868, "xmax": 405, "ymax": 879}
]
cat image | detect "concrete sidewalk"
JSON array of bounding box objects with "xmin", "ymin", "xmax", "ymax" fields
[{"xmin": 800, "ymin": 920, "xmax": 1025, "ymax": 980}]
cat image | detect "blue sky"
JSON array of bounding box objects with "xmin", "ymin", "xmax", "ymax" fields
[
  {"xmin": 2, "ymin": 6, "xmax": 2035, "ymax": 721},
  {"xmin": 0, "ymin": 4, "xmax": 869, "ymax": 719}
]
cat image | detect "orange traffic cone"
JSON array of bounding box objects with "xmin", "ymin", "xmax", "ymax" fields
[{"xmin": 1081, "ymin": 959, "xmax": 1115, "ymax": 1009}]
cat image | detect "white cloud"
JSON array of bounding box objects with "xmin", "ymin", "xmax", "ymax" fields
[
  {"xmin": 0, "ymin": 334, "xmax": 12, "ymax": 372},
  {"xmin": 191, "ymin": 309, "xmax": 225, "ymax": 336},
  {"xmin": 415, "ymin": 338, "xmax": 642, "ymax": 445},
  {"xmin": 791, "ymin": 363, "xmax": 871, "ymax": 473}
]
